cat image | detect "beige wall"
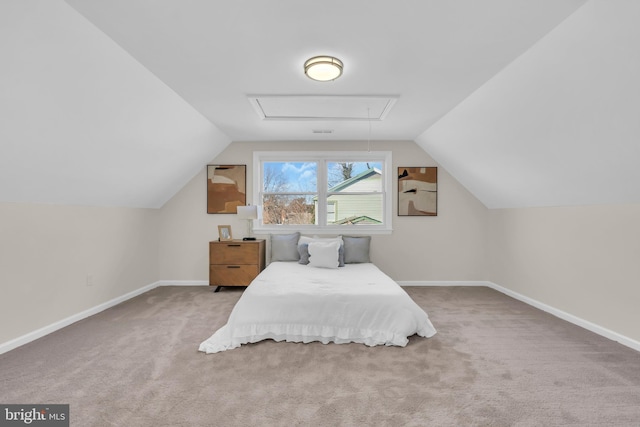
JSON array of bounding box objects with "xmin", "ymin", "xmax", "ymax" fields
[
  {"xmin": 0, "ymin": 202, "xmax": 160, "ymax": 344},
  {"xmin": 158, "ymin": 140, "xmax": 489, "ymax": 282},
  {"xmin": 487, "ymin": 204, "xmax": 640, "ymax": 343},
  {"xmin": 4, "ymin": 142, "xmax": 640, "ymax": 349}
]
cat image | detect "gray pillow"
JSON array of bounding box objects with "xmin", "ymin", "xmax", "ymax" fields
[
  {"xmin": 338, "ymin": 244, "xmax": 345, "ymax": 267},
  {"xmin": 298, "ymin": 243, "xmax": 310, "ymax": 265},
  {"xmin": 343, "ymin": 236, "xmax": 371, "ymax": 263},
  {"xmin": 270, "ymin": 232, "xmax": 300, "ymax": 262}
]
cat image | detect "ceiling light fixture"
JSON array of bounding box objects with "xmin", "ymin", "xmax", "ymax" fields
[{"xmin": 304, "ymin": 56, "xmax": 343, "ymax": 81}]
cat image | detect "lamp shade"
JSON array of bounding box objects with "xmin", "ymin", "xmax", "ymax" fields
[{"xmin": 236, "ymin": 205, "xmax": 258, "ymax": 220}]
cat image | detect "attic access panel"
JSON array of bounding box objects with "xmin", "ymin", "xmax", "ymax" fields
[{"xmin": 248, "ymin": 95, "xmax": 397, "ymax": 121}]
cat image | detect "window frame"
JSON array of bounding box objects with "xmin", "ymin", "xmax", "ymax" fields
[{"xmin": 253, "ymin": 151, "xmax": 392, "ymax": 235}]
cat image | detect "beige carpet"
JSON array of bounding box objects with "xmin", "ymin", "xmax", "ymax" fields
[{"xmin": 2, "ymin": 286, "xmax": 640, "ymax": 426}]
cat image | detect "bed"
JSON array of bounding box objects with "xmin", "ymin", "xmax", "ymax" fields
[{"xmin": 199, "ymin": 260, "xmax": 437, "ymax": 354}]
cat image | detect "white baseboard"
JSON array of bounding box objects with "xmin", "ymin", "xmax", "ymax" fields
[
  {"xmin": 0, "ymin": 279, "xmax": 216, "ymax": 355},
  {"xmin": 4, "ymin": 279, "xmax": 639, "ymax": 355},
  {"xmin": 400, "ymin": 280, "xmax": 640, "ymax": 353},
  {"xmin": 157, "ymin": 280, "xmax": 209, "ymax": 287},
  {"xmin": 0, "ymin": 281, "xmax": 161, "ymax": 355},
  {"xmin": 398, "ymin": 280, "xmax": 487, "ymax": 287},
  {"xmin": 485, "ymin": 281, "xmax": 640, "ymax": 353},
  {"xmin": 0, "ymin": 280, "xmax": 215, "ymax": 354}
]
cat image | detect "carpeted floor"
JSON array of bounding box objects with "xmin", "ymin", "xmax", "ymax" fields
[{"xmin": 1, "ymin": 286, "xmax": 640, "ymax": 426}]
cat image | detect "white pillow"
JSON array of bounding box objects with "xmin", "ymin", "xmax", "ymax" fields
[
  {"xmin": 313, "ymin": 235, "xmax": 343, "ymax": 242},
  {"xmin": 298, "ymin": 235, "xmax": 343, "ymax": 246},
  {"xmin": 308, "ymin": 240, "xmax": 341, "ymax": 269}
]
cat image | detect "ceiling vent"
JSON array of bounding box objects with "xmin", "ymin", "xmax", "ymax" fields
[{"xmin": 248, "ymin": 95, "xmax": 397, "ymax": 121}]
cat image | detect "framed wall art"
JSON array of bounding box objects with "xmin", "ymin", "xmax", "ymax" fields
[
  {"xmin": 398, "ymin": 167, "xmax": 437, "ymax": 216},
  {"xmin": 207, "ymin": 165, "xmax": 246, "ymax": 214}
]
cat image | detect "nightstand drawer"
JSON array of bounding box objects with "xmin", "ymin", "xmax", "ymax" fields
[
  {"xmin": 210, "ymin": 242, "xmax": 257, "ymax": 265},
  {"xmin": 209, "ymin": 239, "xmax": 265, "ymax": 291},
  {"xmin": 209, "ymin": 264, "xmax": 260, "ymax": 286}
]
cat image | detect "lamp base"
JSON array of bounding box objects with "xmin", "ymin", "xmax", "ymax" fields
[{"xmin": 242, "ymin": 237, "xmax": 256, "ymax": 241}]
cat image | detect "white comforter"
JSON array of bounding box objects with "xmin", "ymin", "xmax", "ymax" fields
[{"xmin": 199, "ymin": 262, "xmax": 436, "ymax": 353}]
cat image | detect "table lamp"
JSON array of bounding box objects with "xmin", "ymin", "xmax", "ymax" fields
[{"xmin": 236, "ymin": 205, "xmax": 259, "ymax": 241}]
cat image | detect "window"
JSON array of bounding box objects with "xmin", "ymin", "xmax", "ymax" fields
[
  {"xmin": 253, "ymin": 151, "xmax": 392, "ymax": 234},
  {"xmin": 326, "ymin": 201, "xmax": 336, "ymax": 223}
]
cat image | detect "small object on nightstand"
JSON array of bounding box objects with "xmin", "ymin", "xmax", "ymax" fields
[{"xmin": 242, "ymin": 237, "xmax": 256, "ymax": 241}]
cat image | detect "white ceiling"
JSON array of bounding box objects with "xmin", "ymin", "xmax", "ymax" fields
[
  {"xmin": 4, "ymin": 0, "xmax": 639, "ymax": 209},
  {"xmin": 63, "ymin": 0, "xmax": 586, "ymax": 142}
]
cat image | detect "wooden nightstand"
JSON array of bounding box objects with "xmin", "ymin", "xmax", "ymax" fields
[{"xmin": 209, "ymin": 239, "xmax": 265, "ymax": 292}]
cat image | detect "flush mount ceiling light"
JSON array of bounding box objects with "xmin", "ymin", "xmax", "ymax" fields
[{"xmin": 304, "ymin": 56, "xmax": 343, "ymax": 81}]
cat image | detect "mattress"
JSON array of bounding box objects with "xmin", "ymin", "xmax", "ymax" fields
[{"xmin": 199, "ymin": 262, "xmax": 436, "ymax": 353}]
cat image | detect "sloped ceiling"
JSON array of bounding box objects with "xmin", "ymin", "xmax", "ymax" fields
[
  {"xmin": 0, "ymin": 0, "xmax": 229, "ymax": 208},
  {"xmin": 7, "ymin": 0, "xmax": 638, "ymax": 210},
  {"xmin": 416, "ymin": 0, "xmax": 640, "ymax": 208},
  {"xmin": 62, "ymin": 0, "xmax": 585, "ymax": 143}
]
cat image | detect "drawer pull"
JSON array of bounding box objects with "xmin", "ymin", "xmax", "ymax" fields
[
  {"xmin": 226, "ymin": 265, "xmax": 241, "ymax": 269},
  {"xmin": 227, "ymin": 244, "xmax": 242, "ymax": 247}
]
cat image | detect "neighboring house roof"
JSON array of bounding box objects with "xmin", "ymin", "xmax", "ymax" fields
[
  {"xmin": 333, "ymin": 215, "xmax": 382, "ymax": 225},
  {"xmin": 329, "ymin": 168, "xmax": 381, "ymax": 192}
]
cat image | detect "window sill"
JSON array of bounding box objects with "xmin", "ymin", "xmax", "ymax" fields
[{"xmin": 254, "ymin": 225, "xmax": 392, "ymax": 236}]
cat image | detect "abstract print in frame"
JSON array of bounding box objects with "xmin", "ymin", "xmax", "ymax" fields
[
  {"xmin": 398, "ymin": 167, "xmax": 437, "ymax": 216},
  {"xmin": 207, "ymin": 165, "xmax": 246, "ymax": 214}
]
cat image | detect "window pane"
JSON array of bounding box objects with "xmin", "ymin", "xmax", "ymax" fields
[
  {"xmin": 264, "ymin": 162, "xmax": 317, "ymax": 193},
  {"xmin": 262, "ymin": 194, "xmax": 316, "ymax": 225},
  {"xmin": 327, "ymin": 162, "xmax": 382, "ymax": 191},
  {"xmin": 327, "ymin": 193, "xmax": 383, "ymax": 225}
]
